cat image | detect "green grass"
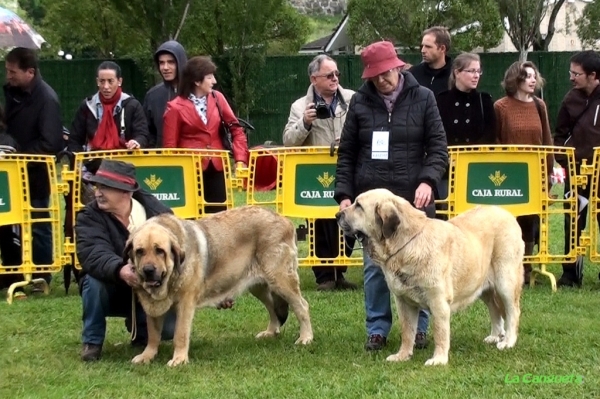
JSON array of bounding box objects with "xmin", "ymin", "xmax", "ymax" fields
[{"xmin": 1, "ymin": 190, "xmax": 599, "ymax": 398}]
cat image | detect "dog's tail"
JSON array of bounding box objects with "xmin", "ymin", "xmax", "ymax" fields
[{"xmin": 272, "ymin": 293, "xmax": 289, "ymax": 326}]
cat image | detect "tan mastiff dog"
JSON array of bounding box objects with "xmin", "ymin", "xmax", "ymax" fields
[
  {"xmin": 124, "ymin": 206, "xmax": 313, "ymax": 366},
  {"xmin": 336, "ymin": 188, "xmax": 524, "ymax": 366}
]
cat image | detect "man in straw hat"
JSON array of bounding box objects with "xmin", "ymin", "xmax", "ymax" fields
[
  {"xmin": 75, "ymin": 159, "xmax": 177, "ymax": 361},
  {"xmin": 334, "ymin": 40, "xmax": 448, "ymax": 352}
]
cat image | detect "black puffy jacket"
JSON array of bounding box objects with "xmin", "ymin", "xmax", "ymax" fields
[
  {"xmin": 75, "ymin": 189, "xmax": 172, "ymax": 283},
  {"xmin": 334, "ymin": 72, "xmax": 448, "ymax": 204}
]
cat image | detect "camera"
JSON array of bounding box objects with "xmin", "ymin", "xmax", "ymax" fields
[{"xmin": 312, "ymin": 101, "xmax": 331, "ymax": 119}]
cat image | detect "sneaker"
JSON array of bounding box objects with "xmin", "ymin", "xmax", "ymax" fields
[
  {"xmin": 316, "ymin": 280, "xmax": 336, "ymax": 291},
  {"xmin": 13, "ymin": 291, "xmax": 27, "ymax": 300},
  {"xmin": 336, "ymin": 278, "xmax": 358, "ymax": 290},
  {"xmin": 81, "ymin": 343, "xmax": 102, "ymax": 362},
  {"xmin": 364, "ymin": 334, "xmax": 387, "ymax": 351},
  {"xmin": 415, "ymin": 332, "xmax": 429, "ymax": 349}
]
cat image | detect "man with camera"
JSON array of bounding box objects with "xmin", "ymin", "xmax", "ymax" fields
[{"xmin": 283, "ymin": 54, "xmax": 357, "ymax": 291}]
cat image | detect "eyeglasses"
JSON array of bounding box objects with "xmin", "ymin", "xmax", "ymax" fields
[
  {"xmin": 569, "ymin": 70, "xmax": 586, "ymax": 77},
  {"xmin": 462, "ymin": 69, "xmax": 483, "ymax": 76},
  {"xmin": 314, "ymin": 70, "xmax": 340, "ymax": 80}
]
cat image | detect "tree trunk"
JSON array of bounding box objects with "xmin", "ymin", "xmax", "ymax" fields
[{"xmin": 519, "ymin": 48, "xmax": 528, "ymax": 62}]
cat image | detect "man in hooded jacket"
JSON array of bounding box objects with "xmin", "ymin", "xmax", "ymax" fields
[{"xmin": 143, "ymin": 41, "xmax": 188, "ymax": 148}]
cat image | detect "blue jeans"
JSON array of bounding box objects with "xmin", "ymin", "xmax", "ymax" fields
[
  {"xmin": 364, "ymin": 251, "xmax": 429, "ymax": 337},
  {"xmin": 80, "ymin": 275, "xmax": 176, "ymax": 345}
]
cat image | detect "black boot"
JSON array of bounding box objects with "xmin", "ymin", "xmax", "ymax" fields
[
  {"xmin": 557, "ymin": 262, "xmax": 582, "ymax": 288},
  {"xmin": 523, "ymin": 242, "xmax": 534, "ymax": 286}
]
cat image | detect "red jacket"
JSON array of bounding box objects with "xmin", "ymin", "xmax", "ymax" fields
[{"xmin": 163, "ymin": 91, "xmax": 249, "ymax": 171}]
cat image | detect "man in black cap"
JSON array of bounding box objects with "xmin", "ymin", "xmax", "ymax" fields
[{"xmin": 75, "ymin": 159, "xmax": 176, "ymax": 361}]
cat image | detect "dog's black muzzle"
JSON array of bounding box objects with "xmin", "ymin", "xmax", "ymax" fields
[{"xmin": 141, "ymin": 265, "xmax": 164, "ymax": 287}]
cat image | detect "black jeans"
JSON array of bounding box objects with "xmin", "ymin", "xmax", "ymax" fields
[
  {"xmin": 312, "ymin": 219, "xmax": 355, "ymax": 284},
  {"xmin": 202, "ymin": 163, "xmax": 227, "ymax": 214}
]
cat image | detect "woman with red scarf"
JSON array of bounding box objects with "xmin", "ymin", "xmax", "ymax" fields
[
  {"xmin": 68, "ymin": 61, "xmax": 150, "ymax": 152},
  {"xmin": 163, "ymin": 56, "xmax": 249, "ymax": 213}
]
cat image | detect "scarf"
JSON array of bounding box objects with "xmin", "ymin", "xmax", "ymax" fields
[
  {"xmin": 378, "ymin": 73, "xmax": 404, "ymax": 113},
  {"xmin": 89, "ymin": 87, "xmax": 125, "ymax": 150},
  {"xmin": 189, "ymin": 93, "xmax": 208, "ymax": 124}
]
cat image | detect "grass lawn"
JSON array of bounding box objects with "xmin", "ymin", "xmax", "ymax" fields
[{"xmin": 1, "ymin": 190, "xmax": 599, "ymax": 398}]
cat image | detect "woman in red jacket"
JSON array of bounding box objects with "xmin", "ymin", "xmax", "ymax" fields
[{"xmin": 163, "ymin": 56, "xmax": 249, "ymax": 213}]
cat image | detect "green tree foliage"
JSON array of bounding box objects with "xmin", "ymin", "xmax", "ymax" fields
[
  {"xmin": 576, "ymin": 0, "xmax": 600, "ymax": 49},
  {"xmin": 347, "ymin": 0, "xmax": 504, "ymax": 52},
  {"xmin": 17, "ymin": 0, "xmax": 45, "ymax": 25},
  {"xmin": 178, "ymin": 0, "xmax": 310, "ymax": 116},
  {"xmin": 20, "ymin": 0, "xmax": 309, "ymax": 118},
  {"xmin": 38, "ymin": 0, "xmax": 146, "ymax": 58}
]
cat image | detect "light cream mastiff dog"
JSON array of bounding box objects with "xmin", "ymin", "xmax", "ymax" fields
[
  {"xmin": 123, "ymin": 206, "xmax": 313, "ymax": 367},
  {"xmin": 336, "ymin": 188, "xmax": 524, "ymax": 366}
]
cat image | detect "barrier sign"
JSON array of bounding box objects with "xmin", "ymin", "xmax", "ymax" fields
[
  {"xmin": 294, "ymin": 164, "xmax": 337, "ymax": 206},
  {"xmin": 0, "ymin": 171, "xmax": 10, "ymax": 212},
  {"xmin": 466, "ymin": 162, "xmax": 530, "ymax": 205},
  {"xmin": 137, "ymin": 166, "xmax": 186, "ymax": 207}
]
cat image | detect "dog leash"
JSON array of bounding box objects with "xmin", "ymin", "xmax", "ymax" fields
[{"xmin": 130, "ymin": 289, "xmax": 137, "ymax": 342}]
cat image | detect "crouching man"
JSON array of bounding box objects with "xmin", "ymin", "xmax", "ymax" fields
[{"xmin": 75, "ymin": 159, "xmax": 176, "ymax": 361}]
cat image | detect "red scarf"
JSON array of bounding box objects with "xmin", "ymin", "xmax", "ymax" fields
[{"xmin": 89, "ymin": 87, "xmax": 125, "ymax": 150}]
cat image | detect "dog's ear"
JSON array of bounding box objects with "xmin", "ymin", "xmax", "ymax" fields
[
  {"xmin": 169, "ymin": 232, "xmax": 185, "ymax": 274},
  {"xmin": 123, "ymin": 238, "xmax": 133, "ymax": 265},
  {"xmin": 375, "ymin": 201, "xmax": 400, "ymax": 239}
]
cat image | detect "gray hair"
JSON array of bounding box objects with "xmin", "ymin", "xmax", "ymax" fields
[{"xmin": 308, "ymin": 54, "xmax": 335, "ymax": 77}]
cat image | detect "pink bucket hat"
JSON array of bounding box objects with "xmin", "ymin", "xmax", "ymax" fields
[{"xmin": 360, "ymin": 41, "xmax": 406, "ymax": 79}]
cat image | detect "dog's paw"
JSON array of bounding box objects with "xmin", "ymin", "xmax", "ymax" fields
[
  {"xmin": 167, "ymin": 355, "xmax": 189, "ymax": 367},
  {"xmin": 483, "ymin": 334, "xmax": 504, "ymax": 344},
  {"xmin": 496, "ymin": 337, "xmax": 516, "ymax": 350},
  {"xmin": 386, "ymin": 352, "xmax": 412, "ymax": 362},
  {"xmin": 294, "ymin": 335, "xmax": 313, "ymax": 345},
  {"xmin": 424, "ymin": 356, "xmax": 448, "ymax": 366},
  {"xmin": 255, "ymin": 329, "xmax": 280, "ymax": 339},
  {"xmin": 131, "ymin": 353, "xmax": 155, "ymax": 365}
]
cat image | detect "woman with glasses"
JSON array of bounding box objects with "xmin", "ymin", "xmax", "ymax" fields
[
  {"xmin": 494, "ymin": 60, "xmax": 554, "ymax": 285},
  {"xmin": 435, "ymin": 53, "xmax": 496, "ymax": 202}
]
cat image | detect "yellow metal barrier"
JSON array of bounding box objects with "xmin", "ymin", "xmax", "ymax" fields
[
  {"xmin": 0, "ymin": 154, "xmax": 67, "ymax": 303},
  {"xmin": 441, "ymin": 145, "xmax": 579, "ymax": 291},
  {"xmin": 62, "ymin": 149, "xmax": 235, "ymax": 269},
  {"xmin": 583, "ymin": 149, "xmax": 600, "ymax": 264},
  {"xmin": 246, "ymin": 146, "xmax": 361, "ymax": 267}
]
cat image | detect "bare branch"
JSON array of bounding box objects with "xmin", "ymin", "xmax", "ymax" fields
[
  {"xmin": 543, "ymin": 0, "xmax": 566, "ymax": 50},
  {"xmin": 173, "ymin": 0, "xmax": 190, "ymax": 41}
]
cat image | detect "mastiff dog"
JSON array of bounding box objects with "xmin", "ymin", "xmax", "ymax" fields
[
  {"xmin": 336, "ymin": 188, "xmax": 524, "ymax": 366},
  {"xmin": 124, "ymin": 206, "xmax": 313, "ymax": 366}
]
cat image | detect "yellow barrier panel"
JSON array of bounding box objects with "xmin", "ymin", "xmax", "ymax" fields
[
  {"xmin": 62, "ymin": 149, "xmax": 235, "ymax": 269},
  {"xmin": 0, "ymin": 154, "xmax": 67, "ymax": 303},
  {"xmin": 442, "ymin": 145, "xmax": 579, "ymax": 292},
  {"xmin": 583, "ymin": 149, "xmax": 600, "ymax": 263},
  {"xmin": 246, "ymin": 146, "xmax": 361, "ymax": 267}
]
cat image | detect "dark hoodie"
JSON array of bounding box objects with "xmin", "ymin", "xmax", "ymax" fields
[
  {"xmin": 143, "ymin": 41, "xmax": 187, "ymax": 148},
  {"xmin": 408, "ymin": 56, "xmax": 452, "ymax": 96}
]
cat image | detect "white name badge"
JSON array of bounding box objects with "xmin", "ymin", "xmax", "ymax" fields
[{"xmin": 372, "ymin": 130, "xmax": 389, "ymax": 160}]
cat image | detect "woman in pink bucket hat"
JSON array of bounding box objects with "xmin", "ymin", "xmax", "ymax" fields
[{"xmin": 334, "ymin": 41, "xmax": 448, "ymax": 353}]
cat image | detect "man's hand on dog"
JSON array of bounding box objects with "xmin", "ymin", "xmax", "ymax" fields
[{"xmin": 120, "ymin": 262, "xmax": 140, "ymax": 288}]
